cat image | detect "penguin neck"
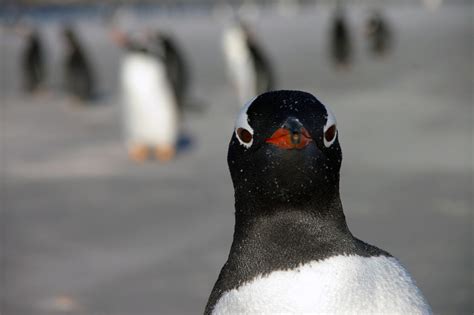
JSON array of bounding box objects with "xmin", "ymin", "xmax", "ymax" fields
[
  {"xmin": 233, "ymin": 186, "xmax": 351, "ymax": 250},
  {"xmin": 224, "ymin": 186, "xmax": 354, "ymax": 283},
  {"xmin": 236, "ymin": 179, "xmax": 344, "ymax": 217}
]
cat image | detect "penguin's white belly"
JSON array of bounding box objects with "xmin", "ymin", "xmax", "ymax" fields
[
  {"xmin": 121, "ymin": 53, "xmax": 178, "ymax": 146},
  {"xmin": 223, "ymin": 29, "xmax": 257, "ymax": 105},
  {"xmin": 213, "ymin": 255, "xmax": 431, "ymax": 315}
]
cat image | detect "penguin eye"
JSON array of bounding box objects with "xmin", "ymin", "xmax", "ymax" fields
[
  {"xmin": 234, "ymin": 96, "xmax": 257, "ymax": 148},
  {"xmin": 324, "ymin": 125, "xmax": 337, "ymax": 147},
  {"xmin": 237, "ymin": 128, "xmax": 253, "ymax": 144},
  {"xmin": 322, "ymin": 103, "xmax": 338, "ymax": 147}
]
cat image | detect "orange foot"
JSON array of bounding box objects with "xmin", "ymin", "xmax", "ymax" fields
[
  {"xmin": 155, "ymin": 145, "xmax": 176, "ymax": 161},
  {"xmin": 129, "ymin": 144, "xmax": 149, "ymax": 162}
]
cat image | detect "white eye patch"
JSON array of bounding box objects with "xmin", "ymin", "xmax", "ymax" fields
[
  {"xmin": 235, "ymin": 96, "xmax": 257, "ymax": 148},
  {"xmin": 322, "ymin": 104, "xmax": 338, "ymax": 147}
]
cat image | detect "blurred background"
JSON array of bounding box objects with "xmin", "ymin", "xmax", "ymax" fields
[{"xmin": 0, "ymin": 0, "xmax": 472, "ymax": 314}]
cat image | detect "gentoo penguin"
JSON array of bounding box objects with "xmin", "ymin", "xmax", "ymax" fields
[
  {"xmin": 21, "ymin": 28, "xmax": 46, "ymax": 93},
  {"xmin": 329, "ymin": 7, "xmax": 352, "ymax": 69},
  {"xmin": 205, "ymin": 90, "xmax": 432, "ymax": 314},
  {"xmin": 154, "ymin": 32, "xmax": 189, "ymax": 111},
  {"xmin": 62, "ymin": 26, "xmax": 95, "ymax": 102},
  {"xmin": 365, "ymin": 10, "xmax": 392, "ymax": 57},
  {"xmin": 112, "ymin": 30, "xmax": 179, "ymax": 162},
  {"xmin": 222, "ymin": 20, "xmax": 275, "ymax": 106}
]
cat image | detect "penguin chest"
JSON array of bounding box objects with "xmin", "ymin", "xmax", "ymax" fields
[
  {"xmin": 212, "ymin": 255, "xmax": 431, "ymax": 315},
  {"xmin": 121, "ymin": 53, "xmax": 178, "ymax": 145}
]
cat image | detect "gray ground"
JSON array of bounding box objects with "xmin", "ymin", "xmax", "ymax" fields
[{"xmin": 1, "ymin": 3, "xmax": 472, "ymax": 315}]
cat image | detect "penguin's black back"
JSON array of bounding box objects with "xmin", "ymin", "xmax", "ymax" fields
[
  {"xmin": 247, "ymin": 36, "xmax": 275, "ymax": 94},
  {"xmin": 63, "ymin": 28, "xmax": 95, "ymax": 101},
  {"xmin": 159, "ymin": 34, "xmax": 189, "ymax": 106}
]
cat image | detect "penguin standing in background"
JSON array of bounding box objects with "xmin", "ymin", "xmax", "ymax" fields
[
  {"xmin": 365, "ymin": 9, "xmax": 392, "ymax": 57},
  {"xmin": 329, "ymin": 6, "xmax": 352, "ymax": 69},
  {"xmin": 62, "ymin": 26, "xmax": 95, "ymax": 102},
  {"xmin": 154, "ymin": 32, "xmax": 189, "ymax": 113},
  {"xmin": 112, "ymin": 30, "xmax": 179, "ymax": 162},
  {"xmin": 222, "ymin": 19, "xmax": 275, "ymax": 106},
  {"xmin": 21, "ymin": 27, "xmax": 46, "ymax": 93},
  {"xmin": 205, "ymin": 91, "xmax": 432, "ymax": 314}
]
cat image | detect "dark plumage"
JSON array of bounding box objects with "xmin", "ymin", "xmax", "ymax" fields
[
  {"xmin": 366, "ymin": 10, "xmax": 393, "ymax": 57},
  {"xmin": 330, "ymin": 8, "xmax": 352, "ymax": 68},
  {"xmin": 22, "ymin": 30, "xmax": 46, "ymax": 93},
  {"xmin": 155, "ymin": 33, "xmax": 189, "ymax": 107},
  {"xmin": 62, "ymin": 27, "xmax": 95, "ymax": 101},
  {"xmin": 246, "ymin": 31, "xmax": 275, "ymax": 94}
]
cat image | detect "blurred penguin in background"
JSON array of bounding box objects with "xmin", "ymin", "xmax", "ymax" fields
[
  {"xmin": 111, "ymin": 30, "xmax": 179, "ymax": 162},
  {"xmin": 62, "ymin": 26, "xmax": 95, "ymax": 102},
  {"xmin": 222, "ymin": 18, "xmax": 275, "ymax": 106},
  {"xmin": 329, "ymin": 6, "xmax": 352, "ymax": 69},
  {"xmin": 365, "ymin": 9, "xmax": 392, "ymax": 58},
  {"xmin": 154, "ymin": 32, "xmax": 190, "ymax": 113},
  {"xmin": 19, "ymin": 25, "xmax": 46, "ymax": 94}
]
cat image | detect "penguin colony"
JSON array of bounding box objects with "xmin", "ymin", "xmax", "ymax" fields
[
  {"xmin": 20, "ymin": 6, "xmax": 392, "ymax": 162},
  {"xmin": 19, "ymin": 24, "xmax": 96, "ymax": 101},
  {"xmin": 20, "ymin": 5, "xmax": 390, "ymax": 103},
  {"xmin": 205, "ymin": 90, "xmax": 431, "ymax": 314}
]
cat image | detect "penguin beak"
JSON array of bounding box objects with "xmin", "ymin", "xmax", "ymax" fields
[{"xmin": 265, "ymin": 117, "xmax": 312, "ymax": 150}]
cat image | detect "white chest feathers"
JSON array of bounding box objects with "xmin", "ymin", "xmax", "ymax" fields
[
  {"xmin": 212, "ymin": 255, "xmax": 431, "ymax": 315},
  {"xmin": 121, "ymin": 53, "xmax": 178, "ymax": 146}
]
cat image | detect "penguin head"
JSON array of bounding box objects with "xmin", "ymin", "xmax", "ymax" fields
[
  {"xmin": 228, "ymin": 90, "xmax": 341, "ymax": 208},
  {"xmin": 126, "ymin": 31, "xmax": 154, "ymax": 54},
  {"xmin": 117, "ymin": 30, "xmax": 165, "ymax": 57}
]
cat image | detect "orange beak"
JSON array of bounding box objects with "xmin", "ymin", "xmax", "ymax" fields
[{"xmin": 266, "ymin": 127, "xmax": 312, "ymax": 149}]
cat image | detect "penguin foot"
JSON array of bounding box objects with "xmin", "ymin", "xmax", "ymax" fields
[
  {"xmin": 154, "ymin": 145, "xmax": 175, "ymax": 162},
  {"xmin": 129, "ymin": 145, "xmax": 149, "ymax": 162}
]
